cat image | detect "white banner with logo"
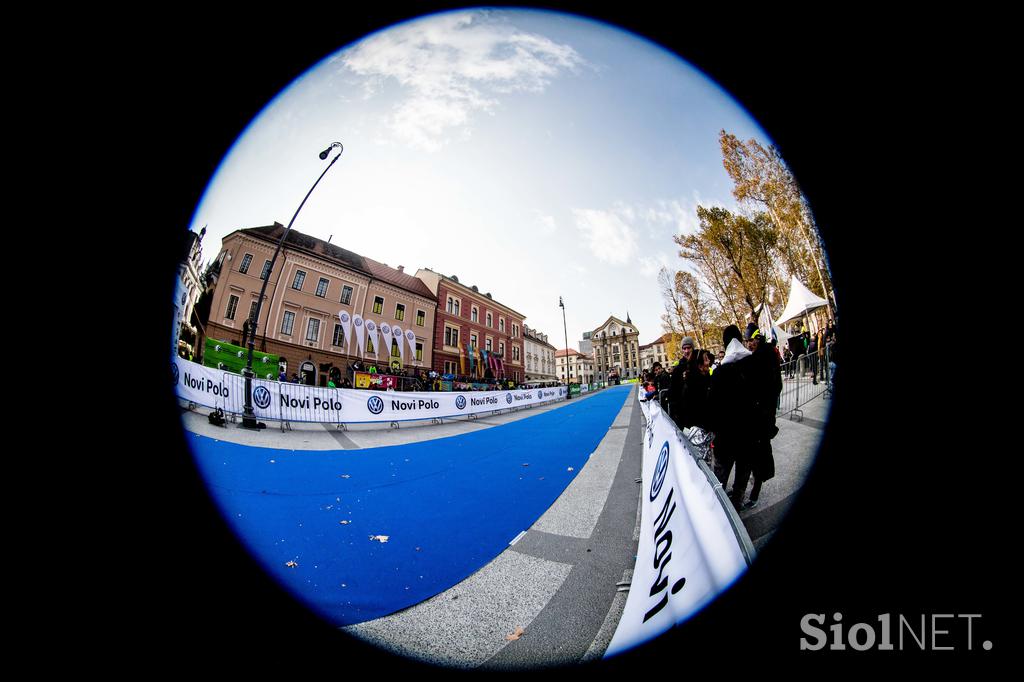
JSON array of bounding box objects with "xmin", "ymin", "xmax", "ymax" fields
[
  {"xmin": 366, "ymin": 320, "xmax": 379, "ymax": 360},
  {"xmin": 352, "ymin": 313, "xmax": 365, "ymax": 355},
  {"xmin": 405, "ymin": 329, "xmax": 417, "ymax": 358},
  {"xmin": 392, "ymin": 325, "xmax": 405, "ymax": 364},
  {"xmin": 172, "ymin": 357, "xmax": 567, "ymax": 424},
  {"xmin": 604, "ymin": 387, "xmax": 751, "ymax": 658},
  {"xmin": 338, "ymin": 310, "xmax": 352, "ymax": 354}
]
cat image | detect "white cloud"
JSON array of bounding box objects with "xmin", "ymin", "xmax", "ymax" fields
[
  {"xmin": 341, "ymin": 11, "xmax": 586, "ymax": 151},
  {"xmin": 573, "ymin": 207, "xmax": 639, "ymax": 265},
  {"xmin": 638, "ymin": 254, "xmax": 672, "ymax": 278},
  {"xmin": 535, "ymin": 211, "xmax": 558, "ymax": 233}
]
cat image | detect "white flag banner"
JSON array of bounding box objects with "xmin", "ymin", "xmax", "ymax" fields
[
  {"xmin": 365, "ymin": 320, "xmax": 379, "ymax": 360},
  {"xmin": 604, "ymin": 387, "xmax": 751, "ymax": 658},
  {"xmin": 392, "ymin": 325, "xmax": 405, "ymax": 364},
  {"xmin": 405, "ymin": 329, "xmax": 417, "ymax": 359},
  {"xmin": 353, "ymin": 313, "xmax": 365, "ymax": 356},
  {"xmin": 381, "ymin": 323, "xmax": 394, "ymax": 366},
  {"xmin": 338, "ymin": 310, "xmax": 352, "ymax": 354}
]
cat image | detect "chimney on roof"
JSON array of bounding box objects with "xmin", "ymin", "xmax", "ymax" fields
[{"xmin": 397, "ymin": 265, "xmax": 404, "ymax": 273}]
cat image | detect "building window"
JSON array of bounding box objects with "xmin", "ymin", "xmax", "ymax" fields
[
  {"xmin": 248, "ymin": 300, "xmax": 258, "ymax": 323},
  {"xmin": 444, "ymin": 325, "xmax": 460, "ymax": 348},
  {"xmin": 416, "ymin": 343, "xmax": 423, "ymax": 361},
  {"xmin": 416, "ymin": 309, "xmax": 425, "ymax": 326},
  {"xmin": 225, "ymin": 295, "xmax": 239, "ymax": 321},
  {"xmin": 366, "ymin": 336, "xmax": 375, "ymax": 353},
  {"xmin": 341, "ymin": 285, "xmax": 353, "ymax": 305},
  {"xmin": 259, "ymin": 260, "xmax": 272, "ymax": 280},
  {"xmin": 332, "ymin": 324, "xmax": 345, "ymax": 347},
  {"xmin": 373, "ymin": 296, "xmax": 384, "ymax": 315},
  {"xmin": 499, "ymin": 342, "xmax": 505, "ymax": 356},
  {"xmin": 306, "ymin": 318, "xmax": 320, "ymax": 342},
  {"xmin": 499, "ymin": 318, "xmax": 505, "ymax": 333},
  {"xmin": 470, "ymin": 333, "xmax": 477, "ymax": 348},
  {"xmin": 486, "ymin": 312, "xmax": 492, "ymax": 327},
  {"xmin": 395, "ymin": 303, "xmax": 405, "ymax": 321},
  {"xmin": 486, "ymin": 338, "xmax": 492, "ymax": 351},
  {"xmin": 281, "ymin": 311, "xmax": 295, "ymax": 335},
  {"xmin": 472, "ymin": 306, "xmax": 478, "ymax": 323},
  {"xmin": 316, "ymin": 277, "xmax": 329, "ymax": 298},
  {"xmin": 444, "ymin": 360, "xmax": 457, "ymax": 375},
  {"xmin": 238, "ymin": 253, "xmax": 253, "ymax": 274},
  {"xmin": 390, "ymin": 338, "xmax": 401, "ymax": 359},
  {"xmin": 292, "ymin": 270, "xmax": 306, "ymax": 291}
]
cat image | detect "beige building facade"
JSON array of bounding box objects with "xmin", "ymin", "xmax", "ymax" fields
[
  {"xmin": 523, "ymin": 324, "xmax": 558, "ymax": 384},
  {"xmin": 555, "ymin": 348, "xmax": 594, "ymax": 385},
  {"xmin": 590, "ymin": 315, "xmax": 640, "ymax": 382},
  {"xmin": 205, "ymin": 224, "xmax": 436, "ymax": 386}
]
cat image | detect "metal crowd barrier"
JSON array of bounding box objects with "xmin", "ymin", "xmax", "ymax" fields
[{"xmin": 777, "ymin": 345, "xmax": 833, "ymax": 421}]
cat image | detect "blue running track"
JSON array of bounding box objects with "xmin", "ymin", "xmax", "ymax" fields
[{"xmin": 186, "ymin": 385, "xmax": 633, "ymax": 626}]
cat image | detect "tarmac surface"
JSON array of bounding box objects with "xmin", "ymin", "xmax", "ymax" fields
[{"xmin": 178, "ymin": 381, "xmax": 828, "ymax": 669}]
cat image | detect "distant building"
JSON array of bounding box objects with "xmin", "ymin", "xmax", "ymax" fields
[
  {"xmin": 643, "ymin": 332, "xmax": 675, "ymax": 369},
  {"xmin": 523, "ymin": 325, "xmax": 558, "ymax": 384},
  {"xmin": 579, "ymin": 330, "xmax": 593, "ymax": 355},
  {"xmin": 555, "ymin": 348, "xmax": 595, "ymax": 385},
  {"xmin": 590, "ymin": 314, "xmax": 640, "ymax": 382},
  {"xmin": 173, "ymin": 226, "xmax": 206, "ymax": 359},
  {"xmin": 204, "ymin": 223, "xmax": 437, "ymax": 386},
  {"xmin": 415, "ymin": 269, "xmax": 525, "ymax": 383}
]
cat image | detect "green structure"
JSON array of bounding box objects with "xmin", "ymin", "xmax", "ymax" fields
[{"xmin": 203, "ymin": 338, "xmax": 280, "ymax": 379}]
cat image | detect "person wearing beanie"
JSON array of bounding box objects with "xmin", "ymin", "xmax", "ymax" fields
[
  {"xmin": 666, "ymin": 335, "xmax": 697, "ymax": 427},
  {"xmin": 705, "ymin": 324, "xmax": 758, "ymax": 505}
]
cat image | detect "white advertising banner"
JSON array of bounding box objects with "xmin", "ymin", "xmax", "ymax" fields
[
  {"xmin": 366, "ymin": 320, "xmax": 379, "ymax": 360},
  {"xmin": 405, "ymin": 329, "xmax": 417, "ymax": 358},
  {"xmin": 392, "ymin": 325, "xmax": 405, "ymax": 364},
  {"xmin": 353, "ymin": 314, "xmax": 365, "ymax": 355},
  {"xmin": 338, "ymin": 310, "xmax": 352, "ymax": 354},
  {"xmin": 604, "ymin": 387, "xmax": 751, "ymax": 658},
  {"xmin": 172, "ymin": 357, "xmax": 567, "ymax": 424}
]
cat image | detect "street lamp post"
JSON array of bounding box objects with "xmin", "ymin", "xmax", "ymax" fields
[
  {"xmin": 559, "ymin": 296, "xmax": 571, "ymax": 400},
  {"xmin": 241, "ymin": 142, "xmax": 344, "ymax": 430}
]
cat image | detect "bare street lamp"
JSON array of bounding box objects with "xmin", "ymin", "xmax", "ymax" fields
[
  {"xmin": 560, "ymin": 296, "xmax": 571, "ymax": 400},
  {"xmin": 241, "ymin": 142, "xmax": 344, "ymax": 429}
]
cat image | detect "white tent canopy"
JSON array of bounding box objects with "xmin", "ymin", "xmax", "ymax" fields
[{"xmin": 774, "ymin": 275, "xmax": 828, "ymax": 327}]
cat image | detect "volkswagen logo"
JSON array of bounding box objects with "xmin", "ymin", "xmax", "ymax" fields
[
  {"xmin": 253, "ymin": 386, "xmax": 272, "ymax": 409},
  {"xmin": 341, "ymin": 312, "xmax": 349, "ymax": 323},
  {"xmin": 367, "ymin": 396, "xmax": 384, "ymax": 415},
  {"xmin": 650, "ymin": 442, "xmax": 670, "ymax": 501},
  {"xmin": 506, "ymin": 393, "xmax": 513, "ymax": 404},
  {"xmin": 393, "ymin": 326, "xmax": 402, "ymax": 337},
  {"xmin": 355, "ymin": 318, "xmax": 363, "ymax": 327},
  {"xmin": 381, "ymin": 324, "xmax": 391, "ymax": 335},
  {"xmin": 455, "ymin": 395, "xmax": 466, "ymax": 410},
  {"xmin": 367, "ymin": 321, "xmax": 376, "ymax": 331},
  {"xmin": 171, "ymin": 363, "xmax": 179, "ymax": 386},
  {"xmin": 406, "ymin": 330, "xmax": 414, "ymax": 341}
]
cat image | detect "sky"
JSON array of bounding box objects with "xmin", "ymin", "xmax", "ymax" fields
[{"xmin": 188, "ymin": 8, "xmax": 771, "ymax": 350}]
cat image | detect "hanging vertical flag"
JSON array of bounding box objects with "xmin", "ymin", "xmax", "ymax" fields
[
  {"xmin": 467, "ymin": 343, "xmax": 475, "ymax": 375},
  {"xmin": 338, "ymin": 310, "xmax": 352, "ymax": 354},
  {"xmin": 393, "ymin": 325, "xmax": 405, "ymax": 364},
  {"xmin": 483, "ymin": 349, "xmax": 490, "ymax": 374},
  {"xmin": 405, "ymin": 329, "xmax": 417, "ymax": 360},
  {"xmin": 458, "ymin": 344, "xmax": 466, "ymax": 375},
  {"xmin": 366, "ymin": 320, "xmax": 379, "ymax": 360},
  {"xmin": 380, "ymin": 323, "xmax": 393, "ymax": 366},
  {"xmin": 353, "ymin": 313, "xmax": 365, "ymax": 356}
]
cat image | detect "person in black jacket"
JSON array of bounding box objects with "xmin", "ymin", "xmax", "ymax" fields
[
  {"xmin": 667, "ymin": 336, "xmax": 696, "ymax": 428},
  {"xmin": 706, "ymin": 325, "xmax": 758, "ymax": 502},
  {"xmin": 678, "ymin": 349, "xmax": 713, "ymax": 430},
  {"xmin": 730, "ymin": 323, "xmax": 784, "ymax": 509}
]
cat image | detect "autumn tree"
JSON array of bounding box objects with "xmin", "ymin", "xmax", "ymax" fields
[
  {"xmin": 674, "ymin": 206, "xmax": 777, "ymax": 327},
  {"xmin": 658, "ymin": 267, "xmax": 717, "ymax": 351},
  {"xmin": 720, "ymin": 130, "xmax": 835, "ymax": 317}
]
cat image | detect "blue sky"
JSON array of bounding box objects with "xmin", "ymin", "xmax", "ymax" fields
[{"xmin": 189, "ymin": 8, "xmax": 771, "ymax": 348}]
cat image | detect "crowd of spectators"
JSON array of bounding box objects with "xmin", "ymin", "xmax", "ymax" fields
[{"xmin": 641, "ymin": 323, "xmax": 785, "ymax": 511}]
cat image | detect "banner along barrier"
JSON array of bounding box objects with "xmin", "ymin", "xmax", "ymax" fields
[
  {"xmin": 604, "ymin": 387, "xmax": 754, "ymax": 658},
  {"xmin": 172, "ymin": 357, "xmax": 567, "ymax": 424}
]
